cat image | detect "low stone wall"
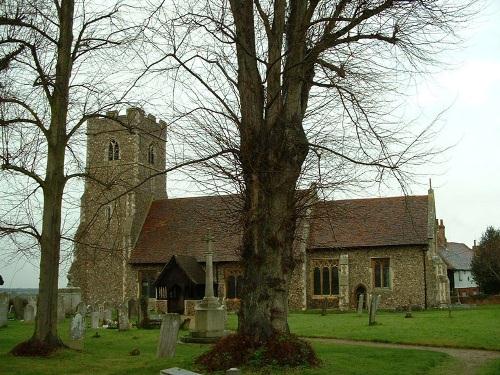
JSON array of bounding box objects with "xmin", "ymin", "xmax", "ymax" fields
[
  {"xmin": 459, "ymin": 294, "xmax": 500, "ymax": 305},
  {"xmin": 184, "ymin": 300, "xmax": 201, "ymax": 316}
]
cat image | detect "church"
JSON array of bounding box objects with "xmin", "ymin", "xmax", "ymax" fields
[{"xmin": 70, "ymin": 107, "xmax": 451, "ymax": 313}]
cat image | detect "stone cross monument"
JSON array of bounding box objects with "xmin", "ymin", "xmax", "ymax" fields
[{"xmin": 190, "ymin": 229, "xmax": 225, "ymax": 340}]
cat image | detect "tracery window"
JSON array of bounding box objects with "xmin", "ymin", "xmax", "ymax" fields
[
  {"xmin": 311, "ymin": 259, "xmax": 339, "ymax": 296},
  {"xmin": 108, "ymin": 139, "xmax": 120, "ymax": 161}
]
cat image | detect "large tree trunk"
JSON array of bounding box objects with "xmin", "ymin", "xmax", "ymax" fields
[
  {"xmin": 238, "ymin": 117, "xmax": 308, "ymax": 340},
  {"xmin": 19, "ymin": 0, "xmax": 74, "ymax": 352},
  {"xmin": 230, "ymin": 0, "xmax": 311, "ymax": 340}
]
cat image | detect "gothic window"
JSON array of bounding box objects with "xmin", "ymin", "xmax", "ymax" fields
[
  {"xmin": 372, "ymin": 258, "xmax": 390, "ymax": 288},
  {"xmin": 108, "ymin": 139, "xmax": 120, "ymax": 161},
  {"xmin": 148, "ymin": 144, "xmax": 155, "ymax": 165},
  {"xmin": 312, "ymin": 259, "xmax": 339, "ymax": 297},
  {"xmin": 226, "ymin": 275, "xmax": 243, "ymax": 299}
]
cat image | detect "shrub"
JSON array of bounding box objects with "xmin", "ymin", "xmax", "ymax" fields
[{"xmin": 195, "ymin": 332, "xmax": 320, "ymax": 372}]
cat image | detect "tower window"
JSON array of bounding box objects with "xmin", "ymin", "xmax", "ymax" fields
[
  {"xmin": 148, "ymin": 144, "xmax": 155, "ymax": 165},
  {"xmin": 108, "ymin": 140, "xmax": 120, "ymax": 161}
]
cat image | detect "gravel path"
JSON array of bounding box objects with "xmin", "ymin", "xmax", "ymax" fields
[{"xmin": 307, "ymin": 338, "xmax": 500, "ymax": 375}]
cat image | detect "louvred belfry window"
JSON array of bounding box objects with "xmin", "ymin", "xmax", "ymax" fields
[{"xmin": 108, "ymin": 139, "xmax": 120, "ymax": 161}]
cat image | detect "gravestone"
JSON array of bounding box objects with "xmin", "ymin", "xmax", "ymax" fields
[
  {"xmin": 128, "ymin": 298, "xmax": 138, "ymax": 320},
  {"xmin": 157, "ymin": 313, "xmax": 181, "ymax": 358},
  {"xmin": 357, "ymin": 294, "xmax": 364, "ymax": 315},
  {"xmin": 368, "ymin": 294, "xmax": 380, "ymax": 326},
  {"xmin": 71, "ymin": 313, "xmax": 85, "ymax": 340},
  {"xmin": 118, "ymin": 303, "xmax": 129, "ymax": 331},
  {"xmin": 27, "ymin": 296, "xmax": 37, "ymax": 316},
  {"xmin": 76, "ymin": 301, "xmax": 87, "ymax": 317},
  {"xmin": 139, "ymin": 296, "xmax": 149, "ymax": 328},
  {"xmin": 159, "ymin": 368, "xmax": 201, "ymax": 375},
  {"xmin": 91, "ymin": 311, "xmax": 100, "ymax": 329},
  {"xmin": 57, "ymin": 296, "xmax": 65, "ymax": 322},
  {"xmin": 0, "ymin": 293, "xmax": 9, "ymax": 327},
  {"xmin": 13, "ymin": 296, "xmax": 26, "ymax": 319},
  {"xmin": 103, "ymin": 302, "xmax": 113, "ymax": 323},
  {"xmin": 23, "ymin": 304, "xmax": 35, "ymax": 322}
]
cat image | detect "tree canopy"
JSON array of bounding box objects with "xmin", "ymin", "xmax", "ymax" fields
[{"xmin": 472, "ymin": 226, "xmax": 500, "ymax": 294}]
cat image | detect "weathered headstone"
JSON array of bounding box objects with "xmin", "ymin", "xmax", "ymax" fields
[
  {"xmin": 159, "ymin": 368, "xmax": 201, "ymax": 375},
  {"xmin": 76, "ymin": 301, "xmax": 87, "ymax": 317},
  {"xmin": 57, "ymin": 296, "xmax": 65, "ymax": 322},
  {"xmin": 357, "ymin": 293, "xmax": 364, "ymax": 315},
  {"xmin": 91, "ymin": 311, "xmax": 100, "ymax": 329},
  {"xmin": 139, "ymin": 296, "xmax": 149, "ymax": 328},
  {"xmin": 23, "ymin": 304, "xmax": 35, "ymax": 322},
  {"xmin": 368, "ymin": 294, "xmax": 380, "ymax": 326},
  {"xmin": 0, "ymin": 293, "xmax": 9, "ymax": 327},
  {"xmin": 118, "ymin": 304, "xmax": 129, "ymax": 331},
  {"xmin": 157, "ymin": 313, "xmax": 181, "ymax": 358},
  {"xmin": 13, "ymin": 296, "xmax": 26, "ymax": 319},
  {"xmin": 70, "ymin": 313, "xmax": 85, "ymax": 340}
]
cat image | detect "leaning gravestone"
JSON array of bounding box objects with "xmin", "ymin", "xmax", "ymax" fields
[
  {"xmin": 23, "ymin": 304, "xmax": 35, "ymax": 322},
  {"xmin": 91, "ymin": 311, "xmax": 100, "ymax": 329},
  {"xmin": 368, "ymin": 294, "xmax": 380, "ymax": 326},
  {"xmin": 118, "ymin": 304, "xmax": 129, "ymax": 331},
  {"xmin": 357, "ymin": 294, "xmax": 364, "ymax": 315},
  {"xmin": 157, "ymin": 313, "xmax": 181, "ymax": 358},
  {"xmin": 71, "ymin": 313, "xmax": 85, "ymax": 340},
  {"xmin": 0, "ymin": 293, "xmax": 9, "ymax": 327}
]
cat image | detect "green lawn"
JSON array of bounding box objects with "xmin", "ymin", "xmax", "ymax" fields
[
  {"xmin": 228, "ymin": 305, "xmax": 500, "ymax": 350},
  {"xmin": 0, "ymin": 320, "xmax": 455, "ymax": 375}
]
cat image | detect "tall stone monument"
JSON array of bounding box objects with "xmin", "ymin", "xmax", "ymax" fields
[{"xmin": 188, "ymin": 230, "xmax": 225, "ymax": 341}]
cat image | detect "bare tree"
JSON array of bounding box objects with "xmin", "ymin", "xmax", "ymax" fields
[
  {"xmin": 0, "ymin": 0, "xmax": 147, "ymax": 353},
  {"xmin": 143, "ymin": 0, "xmax": 477, "ymax": 341}
]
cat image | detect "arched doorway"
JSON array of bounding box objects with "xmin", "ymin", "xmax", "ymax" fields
[{"xmin": 353, "ymin": 284, "xmax": 367, "ymax": 309}]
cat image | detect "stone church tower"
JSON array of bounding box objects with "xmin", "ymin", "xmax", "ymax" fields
[{"xmin": 70, "ymin": 108, "xmax": 166, "ymax": 304}]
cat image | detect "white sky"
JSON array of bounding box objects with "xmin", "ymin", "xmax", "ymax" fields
[{"xmin": 1, "ymin": 2, "xmax": 499, "ymax": 288}]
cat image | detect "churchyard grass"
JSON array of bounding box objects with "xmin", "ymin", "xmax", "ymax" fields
[
  {"xmin": 227, "ymin": 305, "xmax": 500, "ymax": 350},
  {"xmin": 477, "ymin": 358, "xmax": 500, "ymax": 375},
  {"xmin": 1, "ymin": 319, "xmax": 456, "ymax": 374}
]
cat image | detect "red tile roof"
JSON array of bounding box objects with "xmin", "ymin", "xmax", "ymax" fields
[
  {"xmin": 129, "ymin": 195, "xmax": 243, "ymax": 264},
  {"xmin": 308, "ymin": 195, "xmax": 429, "ymax": 249},
  {"xmin": 130, "ymin": 194, "xmax": 430, "ymax": 265}
]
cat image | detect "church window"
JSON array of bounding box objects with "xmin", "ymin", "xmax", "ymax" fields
[
  {"xmin": 372, "ymin": 258, "xmax": 390, "ymax": 288},
  {"xmin": 226, "ymin": 275, "xmax": 243, "ymax": 299},
  {"xmin": 141, "ymin": 277, "xmax": 156, "ymax": 298},
  {"xmin": 108, "ymin": 139, "xmax": 120, "ymax": 161},
  {"xmin": 148, "ymin": 144, "xmax": 155, "ymax": 165},
  {"xmin": 312, "ymin": 259, "xmax": 339, "ymax": 297}
]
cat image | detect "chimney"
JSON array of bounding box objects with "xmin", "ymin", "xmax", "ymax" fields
[
  {"xmin": 472, "ymin": 239, "xmax": 478, "ymax": 252},
  {"xmin": 437, "ymin": 219, "xmax": 446, "ymax": 248}
]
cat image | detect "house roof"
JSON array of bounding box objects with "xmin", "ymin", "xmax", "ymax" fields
[
  {"xmin": 130, "ymin": 193, "xmax": 431, "ymax": 265},
  {"xmin": 439, "ymin": 242, "xmax": 474, "ymax": 270},
  {"xmin": 155, "ymin": 255, "xmax": 206, "ymax": 285},
  {"xmin": 129, "ymin": 195, "xmax": 243, "ymax": 264},
  {"xmin": 308, "ymin": 195, "xmax": 429, "ymax": 249}
]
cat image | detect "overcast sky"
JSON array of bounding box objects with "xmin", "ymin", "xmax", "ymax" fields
[{"xmin": 1, "ymin": 2, "xmax": 499, "ymax": 289}]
